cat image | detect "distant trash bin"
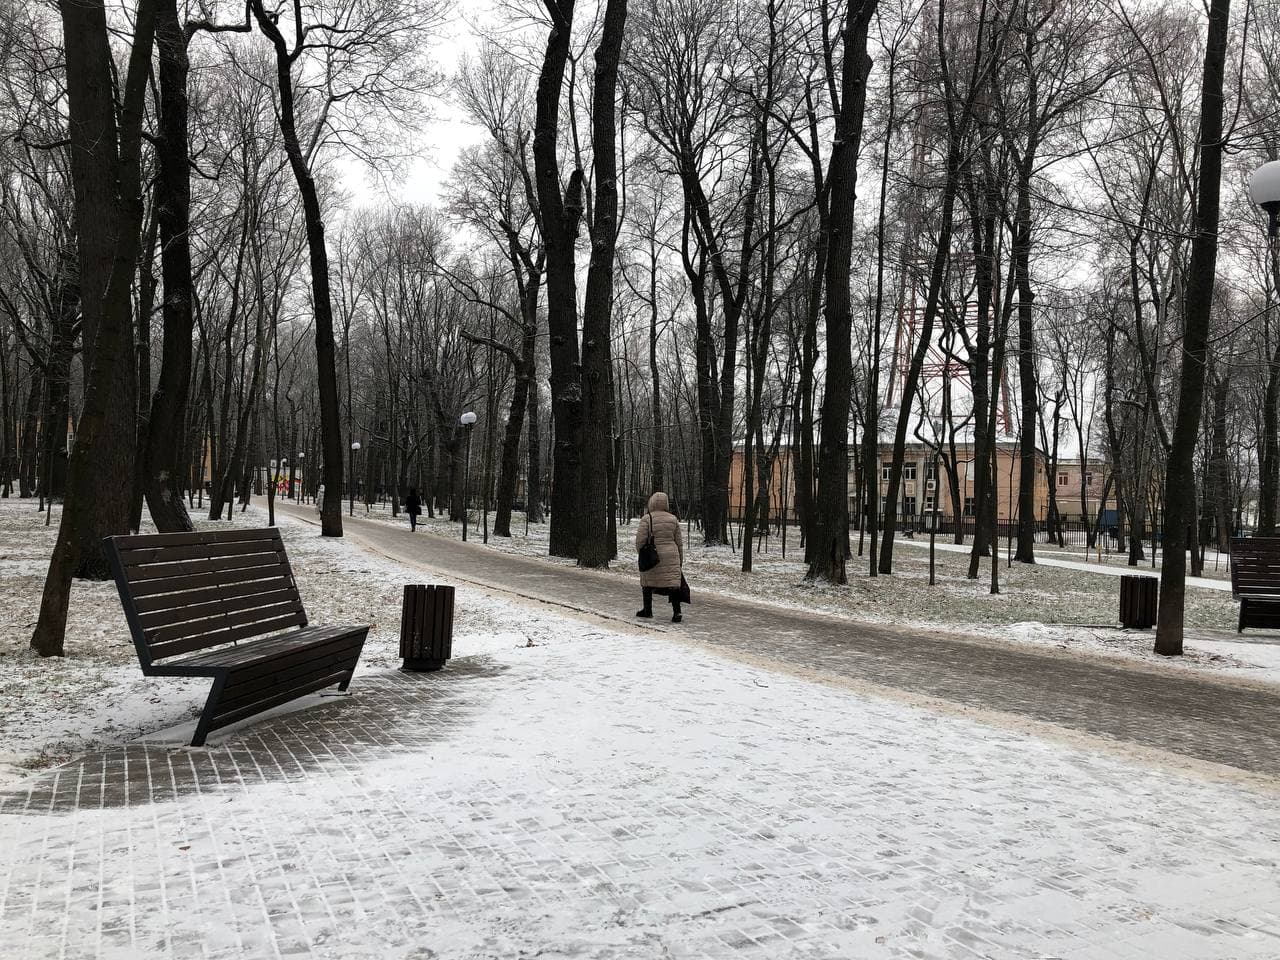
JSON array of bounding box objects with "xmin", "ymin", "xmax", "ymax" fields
[
  {"xmin": 400, "ymin": 584, "xmax": 454, "ymax": 671},
  {"xmin": 1119, "ymin": 575, "xmax": 1158, "ymax": 629}
]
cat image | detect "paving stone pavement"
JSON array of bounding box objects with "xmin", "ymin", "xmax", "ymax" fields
[
  {"xmin": 287, "ymin": 506, "xmax": 1280, "ymax": 779},
  {"xmin": 3, "ymin": 627, "xmax": 1280, "ymax": 960}
]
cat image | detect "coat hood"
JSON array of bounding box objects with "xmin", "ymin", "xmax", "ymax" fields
[{"xmin": 647, "ymin": 491, "xmax": 670, "ymax": 514}]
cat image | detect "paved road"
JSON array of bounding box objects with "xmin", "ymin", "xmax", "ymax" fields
[{"xmin": 282, "ymin": 504, "xmax": 1280, "ymax": 779}]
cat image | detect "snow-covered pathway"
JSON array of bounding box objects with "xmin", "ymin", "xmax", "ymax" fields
[
  {"xmin": 291, "ymin": 505, "xmax": 1280, "ymax": 779},
  {"xmin": 3, "ymin": 617, "xmax": 1279, "ymax": 959}
]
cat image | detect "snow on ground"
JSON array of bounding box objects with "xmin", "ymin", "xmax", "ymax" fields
[
  {"xmin": 5, "ymin": 600, "xmax": 1280, "ymax": 958},
  {"xmin": 353, "ymin": 502, "xmax": 1276, "ymax": 682},
  {"xmin": 895, "ymin": 536, "xmax": 1233, "ymax": 589},
  {"xmin": 0, "ymin": 499, "xmax": 576, "ymax": 786},
  {"xmin": 2, "ymin": 496, "xmax": 1275, "ymax": 786}
]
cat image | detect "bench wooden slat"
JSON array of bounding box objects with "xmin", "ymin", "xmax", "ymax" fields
[
  {"xmin": 174, "ymin": 624, "xmax": 359, "ymax": 666},
  {"xmin": 148, "ymin": 611, "xmax": 310, "ymax": 662},
  {"xmin": 121, "ymin": 551, "xmax": 288, "ymax": 585},
  {"xmin": 137, "ymin": 587, "xmax": 302, "ymax": 632},
  {"xmin": 215, "ymin": 642, "xmax": 367, "ymax": 713},
  {"xmin": 128, "ymin": 568, "xmax": 293, "ymax": 600},
  {"xmin": 118, "ymin": 538, "xmax": 287, "ymax": 567},
  {"xmin": 132, "ymin": 577, "xmax": 297, "ymax": 616},
  {"xmin": 205, "ymin": 670, "xmax": 355, "ymax": 733},
  {"xmin": 145, "ymin": 598, "xmax": 306, "ymax": 646},
  {"xmin": 110, "ymin": 527, "xmax": 283, "ymax": 550}
]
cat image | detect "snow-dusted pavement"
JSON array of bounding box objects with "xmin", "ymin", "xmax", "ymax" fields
[
  {"xmin": 291, "ymin": 507, "xmax": 1280, "ymax": 779},
  {"xmin": 3, "ymin": 620, "xmax": 1280, "ymax": 959},
  {"xmin": 3, "ymin": 508, "xmax": 1280, "ymax": 959}
]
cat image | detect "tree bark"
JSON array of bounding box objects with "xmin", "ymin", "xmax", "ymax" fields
[
  {"xmin": 143, "ymin": 0, "xmax": 197, "ymax": 533},
  {"xmin": 1155, "ymin": 0, "xmax": 1230, "ymax": 656},
  {"xmin": 250, "ymin": 0, "xmax": 344, "ymax": 538},
  {"xmin": 577, "ymin": 0, "xmax": 627, "ymax": 567},
  {"xmin": 809, "ymin": 0, "xmax": 878, "ymax": 583},
  {"xmin": 532, "ymin": 0, "xmax": 583, "ymax": 558},
  {"xmin": 31, "ymin": 0, "xmax": 155, "ymax": 656}
]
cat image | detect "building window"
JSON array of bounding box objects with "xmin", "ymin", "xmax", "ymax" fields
[
  {"xmin": 926, "ymin": 460, "xmax": 938, "ymax": 482},
  {"xmin": 963, "ymin": 496, "xmax": 975, "ymax": 517},
  {"xmin": 1085, "ymin": 472, "xmax": 1093, "ymax": 487},
  {"xmin": 880, "ymin": 495, "xmax": 891, "ymax": 516},
  {"xmin": 903, "ymin": 463, "xmax": 917, "ymax": 482},
  {"xmin": 881, "ymin": 463, "xmax": 891, "ymax": 482},
  {"xmin": 1057, "ymin": 472, "xmax": 1069, "ymax": 486},
  {"xmin": 903, "ymin": 496, "xmax": 917, "ymax": 516},
  {"xmin": 924, "ymin": 494, "xmax": 935, "ymax": 513}
]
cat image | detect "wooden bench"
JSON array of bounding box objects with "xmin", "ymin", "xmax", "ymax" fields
[
  {"xmin": 106, "ymin": 527, "xmax": 369, "ymax": 746},
  {"xmin": 1229, "ymin": 537, "xmax": 1280, "ymax": 632}
]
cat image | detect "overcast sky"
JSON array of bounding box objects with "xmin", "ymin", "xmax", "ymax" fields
[{"xmin": 339, "ymin": 7, "xmax": 492, "ymax": 211}]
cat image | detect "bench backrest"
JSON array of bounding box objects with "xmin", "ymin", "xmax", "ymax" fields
[
  {"xmin": 105, "ymin": 527, "xmax": 308, "ymax": 668},
  {"xmin": 1230, "ymin": 537, "xmax": 1280, "ymax": 599}
]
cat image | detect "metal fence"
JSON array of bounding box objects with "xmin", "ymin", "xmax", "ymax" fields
[{"xmin": 864, "ymin": 513, "xmax": 1135, "ymax": 549}]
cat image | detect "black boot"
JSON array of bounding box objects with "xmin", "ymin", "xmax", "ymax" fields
[{"xmin": 637, "ymin": 587, "xmax": 654, "ymax": 618}]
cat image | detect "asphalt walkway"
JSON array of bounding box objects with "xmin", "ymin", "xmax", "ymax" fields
[{"xmin": 281, "ymin": 504, "xmax": 1280, "ymax": 780}]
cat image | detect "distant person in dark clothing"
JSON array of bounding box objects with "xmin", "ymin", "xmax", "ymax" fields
[{"xmin": 406, "ymin": 487, "xmax": 422, "ymax": 532}]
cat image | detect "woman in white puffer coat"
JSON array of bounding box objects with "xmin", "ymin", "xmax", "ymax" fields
[{"xmin": 634, "ymin": 491, "xmax": 684, "ymax": 622}]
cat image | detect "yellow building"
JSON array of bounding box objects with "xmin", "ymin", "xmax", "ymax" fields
[
  {"xmin": 727, "ymin": 440, "xmax": 1114, "ymax": 526},
  {"xmin": 868, "ymin": 442, "xmax": 1114, "ymax": 523}
]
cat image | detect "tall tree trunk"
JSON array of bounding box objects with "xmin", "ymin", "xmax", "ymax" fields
[
  {"xmin": 1013, "ymin": 154, "xmax": 1038, "ymax": 563},
  {"xmin": 527, "ymin": 379, "xmax": 543, "ymax": 523},
  {"xmin": 1258, "ymin": 339, "xmax": 1280, "ymax": 534},
  {"xmin": 18, "ymin": 366, "xmax": 42, "ymax": 498},
  {"xmin": 493, "ymin": 359, "xmax": 530, "ymax": 538},
  {"xmin": 1155, "ymin": 0, "xmax": 1230, "ymax": 656},
  {"xmin": 1209, "ymin": 372, "xmax": 1232, "ymax": 550},
  {"xmin": 130, "ymin": 209, "xmax": 158, "ymax": 532},
  {"xmin": 577, "ymin": 0, "xmax": 627, "ymax": 567},
  {"xmin": 0, "ymin": 334, "xmax": 12, "ymax": 498},
  {"xmin": 39, "ymin": 283, "xmax": 76, "ymax": 503},
  {"xmin": 648, "ymin": 239, "xmax": 665, "ymax": 494},
  {"xmin": 880, "ymin": 158, "xmax": 961, "ymax": 574},
  {"xmin": 31, "ymin": 0, "xmax": 155, "ymax": 656},
  {"xmin": 809, "ymin": 0, "xmax": 877, "ymax": 583},
  {"xmin": 250, "ymin": 0, "xmax": 344, "ymax": 538},
  {"xmin": 143, "ymin": 0, "xmax": 198, "ymax": 533},
  {"xmin": 533, "ymin": 0, "xmax": 583, "ymax": 558}
]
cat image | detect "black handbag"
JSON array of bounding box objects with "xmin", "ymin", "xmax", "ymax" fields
[{"xmin": 638, "ymin": 511, "xmax": 660, "ymax": 572}]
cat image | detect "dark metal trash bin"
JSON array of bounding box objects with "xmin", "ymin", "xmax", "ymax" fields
[
  {"xmin": 400, "ymin": 584, "xmax": 454, "ymax": 671},
  {"xmin": 1119, "ymin": 575, "xmax": 1158, "ymax": 629}
]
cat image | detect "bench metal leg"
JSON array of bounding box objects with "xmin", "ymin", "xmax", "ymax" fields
[{"xmin": 191, "ymin": 674, "xmax": 229, "ymax": 747}]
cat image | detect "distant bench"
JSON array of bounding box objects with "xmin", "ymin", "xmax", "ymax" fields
[
  {"xmin": 106, "ymin": 527, "xmax": 369, "ymax": 746},
  {"xmin": 1230, "ymin": 537, "xmax": 1280, "ymax": 633}
]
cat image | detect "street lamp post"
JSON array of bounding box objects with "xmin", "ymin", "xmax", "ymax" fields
[
  {"xmin": 1250, "ymin": 160, "xmax": 1280, "ymax": 238},
  {"xmin": 460, "ymin": 411, "xmax": 477, "ymax": 541},
  {"xmin": 349, "ymin": 441, "xmax": 361, "ymax": 516}
]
